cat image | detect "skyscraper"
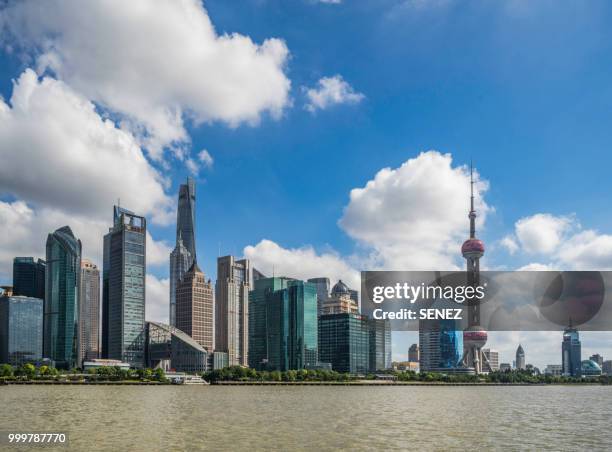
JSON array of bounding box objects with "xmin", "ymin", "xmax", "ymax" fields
[
  {"xmin": 13, "ymin": 257, "xmax": 46, "ymax": 300},
  {"xmin": 307, "ymin": 277, "xmax": 330, "ymax": 317},
  {"xmin": 78, "ymin": 259, "xmax": 100, "ymax": 365},
  {"xmin": 562, "ymin": 324, "xmax": 581, "ymax": 377},
  {"xmin": 176, "ymin": 262, "xmax": 214, "ymax": 352},
  {"xmin": 170, "ymin": 178, "xmax": 197, "ymax": 326},
  {"xmin": 515, "ymin": 345, "xmax": 526, "ymax": 370},
  {"xmin": 44, "ymin": 226, "xmax": 81, "ymax": 369},
  {"xmin": 102, "ymin": 206, "xmax": 146, "ymax": 368},
  {"xmin": 318, "ymin": 313, "xmax": 369, "ymax": 374},
  {"xmin": 169, "ymin": 236, "xmax": 192, "ymax": 327},
  {"xmin": 419, "ymin": 319, "xmax": 463, "ymax": 372},
  {"xmin": 0, "ymin": 295, "xmax": 43, "ymax": 365},
  {"xmin": 215, "ymin": 255, "xmax": 250, "ymax": 366},
  {"xmin": 460, "ymin": 164, "xmax": 488, "ymax": 374},
  {"xmin": 589, "ymin": 354, "xmax": 603, "ymax": 368},
  {"xmin": 369, "ymin": 318, "xmax": 392, "ymax": 371},
  {"xmin": 408, "ymin": 344, "xmax": 419, "ymax": 363},
  {"xmin": 248, "ymin": 277, "xmax": 318, "ymax": 371}
]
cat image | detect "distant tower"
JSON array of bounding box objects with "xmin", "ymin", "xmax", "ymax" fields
[
  {"xmin": 515, "ymin": 344, "xmax": 526, "ymax": 370},
  {"xmin": 79, "ymin": 259, "xmax": 100, "ymax": 365},
  {"xmin": 562, "ymin": 322, "xmax": 582, "ymax": 377},
  {"xmin": 176, "ymin": 262, "xmax": 214, "ymax": 352},
  {"xmin": 170, "ymin": 178, "xmax": 196, "ymax": 326},
  {"xmin": 460, "ymin": 164, "xmax": 488, "ymax": 374}
]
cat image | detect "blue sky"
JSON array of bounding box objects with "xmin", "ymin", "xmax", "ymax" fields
[{"xmin": 2, "ymin": 0, "xmax": 612, "ymax": 368}]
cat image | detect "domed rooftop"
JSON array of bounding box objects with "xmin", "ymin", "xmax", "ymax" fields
[
  {"xmin": 331, "ymin": 280, "xmax": 350, "ymax": 296},
  {"xmin": 462, "ymin": 238, "xmax": 485, "ymax": 256}
]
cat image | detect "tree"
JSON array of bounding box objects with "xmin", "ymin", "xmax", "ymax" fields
[{"xmin": 0, "ymin": 363, "xmax": 13, "ymax": 377}]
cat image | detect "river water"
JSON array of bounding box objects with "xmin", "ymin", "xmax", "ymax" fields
[{"xmin": 1, "ymin": 385, "xmax": 611, "ymax": 451}]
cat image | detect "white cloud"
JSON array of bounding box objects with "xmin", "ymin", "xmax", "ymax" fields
[
  {"xmin": 1, "ymin": 0, "xmax": 291, "ymax": 159},
  {"xmin": 0, "ymin": 69, "xmax": 173, "ymax": 225},
  {"xmin": 243, "ymin": 239, "xmax": 360, "ymax": 290},
  {"xmin": 146, "ymin": 274, "xmax": 170, "ymax": 324},
  {"xmin": 516, "ymin": 262, "xmax": 555, "ymax": 271},
  {"xmin": 500, "ymin": 235, "xmax": 519, "ymax": 255},
  {"xmin": 304, "ymin": 75, "xmax": 364, "ymax": 112},
  {"xmin": 316, "ymin": 0, "xmax": 343, "ymax": 3},
  {"xmin": 514, "ymin": 213, "xmax": 574, "ymax": 254},
  {"xmin": 0, "ymin": 200, "xmax": 171, "ymax": 283},
  {"xmin": 339, "ymin": 151, "xmax": 490, "ymax": 270},
  {"xmin": 198, "ymin": 149, "xmax": 214, "ymax": 168},
  {"xmin": 556, "ymin": 230, "xmax": 612, "ymax": 270}
]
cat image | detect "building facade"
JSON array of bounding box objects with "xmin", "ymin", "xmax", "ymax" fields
[
  {"xmin": 562, "ymin": 325, "xmax": 581, "ymax": 377},
  {"xmin": 0, "ymin": 295, "xmax": 43, "ymax": 365},
  {"xmin": 483, "ymin": 348, "xmax": 500, "ymax": 371},
  {"xmin": 369, "ymin": 318, "xmax": 392, "ymax": 372},
  {"xmin": 145, "ymin": 321, "xmax": 208, "ymax": 373},
  {"xmin": 321, "ymin": 280, "xmax": 359, "ymax": 316},
  {"xmin": 169, "ymin": 236, "xmax": 192, "ymax": 327},
  {"xmin": 602, "ymin": 360, "xmax": 612, "ymax": 375},
  {"xmin": 408, "ymin": 344, "xmax": 419, "ymax": 363},
  {"xmin": 13, "ymin": 257, "xmax": 45, "ymax": 300},
  {"xmin": 102, "ymin": 206, "xmax": 146, "ymax": 368},
  {"xmin": 248, "ymin": 277, "xmax": 318, "ymax": 371},
  {"xmin": 78, "ymin": 259, "xmax": 100, "ymax": 365},
  {"xmin": 176, "ymin": 262, "xmax": 214, "ymax": 352},
  {"xmin": 515, "ymin": 345, "xmax": 526, "ymax": 370},
  {"xmin": 307, "ymin": 277, "xmax": 330, "ymax": 317},
  {"xmin": 44, "ymin": 226, "xmax": 81, "ymax": 369},
  {"xmin": 319, "ymin": 313, "xmax": 369, "ymax": 374},
  {"xmin": 589, "ymin": 354, "xmax": 603, "ymax": 368},
  {"xmin": 215, "ymin": 256, "xmax": 250, "ymax": 367},
  {"xmin": 419, "ymin": 318, "xmax": 463, "ymax": 373}
]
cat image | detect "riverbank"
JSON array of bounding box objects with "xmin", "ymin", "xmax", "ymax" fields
[{"xmin": 1, "ymin": 380, "xmax": 167, "ymax": 385}]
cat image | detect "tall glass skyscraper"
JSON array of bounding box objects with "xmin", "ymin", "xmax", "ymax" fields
[
  {"xmin": 419, "ymin": 318, "xmax": 463, "ymax": 372},
  {"xmin": 216, "ymin": 256, "xmax": 250, "ymax": 366},
  {"xmin": 102, "ymin": 206, "xmax": 146, "ymax": 368},
  {"xmin": 319, "ymin": 313, "xmax": 370, "ymax": 374},
  {"xmin": 13, "ymin": 257, "xmax": 46, "ymax": 300},
  {"xmin": 562, "ymin": 324, "xmax": 581, "ymax": 377},
  {"xmin": 307, "ymin": 277, "xmax": 330, "ymax": 317},
  {"xmin": 170, "ymin": 177, "xmax": 196, "ymax": 326},
  {"xmin": 248, "ymin": 277, "xmax": 318, "ymax": 371},
  {"xmin": 79, "ymin": 259, "xmax": 100, "ymax": 365},
  {"xmin": 0, "ymin": 295, "xmax": 43, "ymax": 365},
  {"xmin": 44, "ymin": 226, "xmax": 81, "ymax": 369}
]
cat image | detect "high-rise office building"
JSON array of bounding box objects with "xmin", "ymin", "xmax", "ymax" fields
[
  {"xmin": 419, "ymin": 318, "xmax": 463, "ymax": 372},
  {"xmin": 483, "ymin": 348, "xmax": 499, "ymax": 371},
  {"xmin": 321, "ymin": 280, "xmax": 359, "ymax": 315},
  {"xmin": 78, "ymin": 259, "xmax": 100, "ymax": 365},
  {"xmin": 12, "ymin": 257, "xmax": 46, "ymax": 300},
  {"xmin": 369, "ymin": 318, "xmax": 392, "ymax": 371},
  {"xmin": 169, "ymin": 236, "xmax": 192, "ymax": 327},
  {"xmin": 408, "ymin": 344, "xmax": 419, "ymax": 363},
  {"xmin": 515, "ymin": 345, "xmax": 526, "ymax": 370},
  {"xmin": 0, "ymin": 295, "xmax": 43, "ymax": 365},
  {"xmin": 44, "ymin": 226, "xmax": 81, "ymax": 369},
  {"xmin": 307, "ymin": 277, "xmax": 330, "ymax": 317},
  {"xmin": 170, "ymin": 178, "xmax": 197, "ymax": 327},
  {"xmin": 102, "ymin": 206, "xmax": 146, "ymax": 368},
  {"xmin": 562, "ymin": 324, "xmax": 581, "ymax": 377},
  {"xmin": 319, "ymin": 313, "xmax": 369, "ymax": 374},
  {"xmin": 602, "ymin": 360, "xmax": 612, "ymax": 375},
  {"xmin": 176, "ymin": 262, "xmax": 214, "ymax": 352},
  {"xmin": 248, "ymin": 277, "xmax": 318, "ymax": 371},
  {"xmin": 215, "ymin": 256, "xmax": 250, "ymax": 366}
]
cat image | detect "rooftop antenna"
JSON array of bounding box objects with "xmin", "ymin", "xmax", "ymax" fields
[{"xmin": 469, "ymin": 159, "xmax": 476, "ymax": 239}]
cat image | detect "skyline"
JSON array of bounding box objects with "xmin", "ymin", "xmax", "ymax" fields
[{"xmin": 2, "ymin": 0, "xmax": 612, "ymax": 368}]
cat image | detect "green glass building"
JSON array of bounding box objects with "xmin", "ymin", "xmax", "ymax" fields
[
  {"xmin": 319, "ymin": 313, "xmax": 370, "ymax": 374},
  {"xmin": 44, "ymin": 226, "xmax": 81, "ymax": 369},
  {"xmin": 248, "ymin": 277, "xmax": 318, "ymax": 371},
  {"xmin": 12, "ymin": 257, "xmax": 46, "ymax": 300}
]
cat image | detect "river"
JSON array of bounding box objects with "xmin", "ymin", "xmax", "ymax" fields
[{"xmin": 1, "ymin": 385, "xmax": 611, "ymax": 450}]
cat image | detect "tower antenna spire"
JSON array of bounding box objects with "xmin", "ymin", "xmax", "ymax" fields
[{"xmin": 469, "ymin": 160, "xmax": 476, "ymax": 239}]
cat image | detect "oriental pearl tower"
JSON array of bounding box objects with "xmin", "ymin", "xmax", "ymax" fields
[{"xmin": 460, "ymin": 163, "xmax": 489, "ymax": 374}]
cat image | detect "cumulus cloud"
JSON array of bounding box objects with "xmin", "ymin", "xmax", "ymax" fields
[
  {"xmin": 500, "ymin": 235, "xmax": 519, "ymax": 255},
  {"xmin": 304, "ymin": 75, "xmax": 364, "ymax": 112},
  {"xmin": 0, "ymin": 200, "xmax": 171, "ymax": 283},
  {"xmin": 243, "ymin": 239, "xmax": 360, "ymax": 290},
  {"xmin": 0, "ymin": 69, "xmax": 173, "ymax": 224},
  {"xmin": 146, "ymin": 274, "xmax": 170, "ymax": 324},
  {"xmin": 514, "ymin": 213, "xmax": 575, "ymax": 254},
  {"xmin": 198, "ymin": 149, "xmax": 214, "ymax": 168},
  {"xmin": 1, "ymin": 0, "xmax": 291, "ymax": 159},
  {"xmin": 339, "ymin": 151, "xmax": 490, "ymax": 270}
]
